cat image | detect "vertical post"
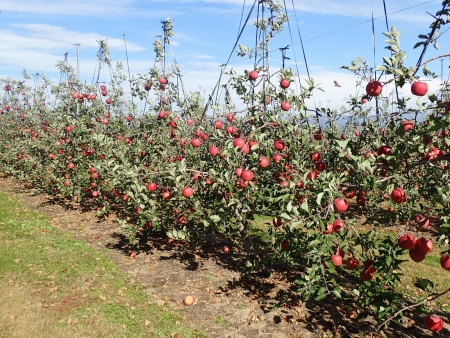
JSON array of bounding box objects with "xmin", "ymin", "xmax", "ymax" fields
[
  {"xmin": 74, "ymin": 43, "xmax": 80, "ymax": 80},
  {"xmin": 441, "ymin": 59, "xmax": 444, "ymax": 84}
]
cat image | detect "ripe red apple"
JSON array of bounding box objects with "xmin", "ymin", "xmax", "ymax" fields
[
  {"xmin": 67, "ymin": 162, "xmax": 75, "ymax": 169},
  {"xmin": 415, "ymin": 214, "xmax": 430, "ymax": 229},
  {"xmin": 346, "ymin": 257, "xmax": 359, "ymax": 269},
  {"xmin": 391, "ymin": 188, "xmax": 406, "ymax": 203},
  {"xmin": 377, "ymin": 145, "xmax": 392, "ymax": 156},
  {"xmin": 272, "ymin": 218, "xmax": 282, "ymax": 227},
  {"xmin": 280, "ymin": 101, "xmax": 290, "ymax": 111},
  {"xmin": 423, "ymin": 315, "xmax": 443, "ymax": 332},
  {"xmin": 307, "ymin": 171, "xmax": 318, "ymax": 181},
  {"xmin": 366, "ymin": 80, "xmax": 382, "ymax": 97},
  {"xmin": 332, "ymin": 219, "xmax": 345, "ymax": 233},
  {"xmin": 280, "ymin": 79, "xmax": 290, "ymax": 89},
  {"xmin": 398, "ymin": 233, "xmax": 415, "ymax": 250},
  {"xmin": 182, "ymin": 187, "xmax": 193, "ymax": 198},
  {"xmin": 158, "ymin": 111, "xmax": 167, "ymax": 119},
  {"xmin": 331, "ymin": 254, "xmax": 343, "ymax": 266},
  {"xmin": 226, "ymin": 113, "xmax": 235, "ymax": 122},
  {"xmin": 360, "ymin": 270, "xmax": 374, "ymax": 281},
  {"xmin": 64, "ymin": 180, "xmax": 71, "ymax": 187},
  {"xmin": 440, "ymin": 254, "xmax": 450, "ymax": 271},
  {"xmin": 409, "ymin": 247, "xmax": 426, "ymax": 262},
  {"xmin": 162, "ymin": 191, "xmax": 172, "ymax": 200},
  {"xmin": 249, "ymin": 70, "xmax": 259, "ymax": 81},
  {"xmin": 315, "ymin": 161, "xmax": 326, "ymax": 172},
  {"xmin": 233, "ymin": 138, "xmax": 246, "ymax": 149},
  {"xmin": 159, "ymin": 77, "xmax": 167, "ymax": 85},
  {"xmin": 334, "ymin": 198, "xmax": 348, "ymax": 213},
  {"xmin": 313, "ymin": 132, "xmax": 323, "ymax": 140},
  {"xmin": 323, "ymin": 223, "xmax": 333, "ymax": 234},
  {"xmin": 129, "ymin": 251, "xmax": 137, "ymax": 259},
  {"xmin": 214, "ymin": 120, "xmax": 223, "ymax": 129},
  {"xmin": 91, "ymin": 191, "xmax": 99, "ymax": 197},
  {"xmin": 241, "ymin": 169, "xmax": 254, "ymax": 181},
  {"xmin": 401, "ymin": 120, "xmax": 414, "ymax": 132},
  {"xmin": 411, "ymin": 81, "xmax": 428, "ymax": 96},
  {"xmin": 414, "ymin": 237, "xmax": 433, "ymax": 254},
  {"xmin": 207, "ymin": 145, "xmax": 219, "ymax": 156},
  {"xmin": 191, "ymin": 138, "xmax": 201, "ymax": 147},
  {"xmin": 343, "ymin": 188, "xmax": 356, "ymax": 199},
  {"xmin": 147, "ymin": 182, "xmax": 157, "ymax": 191},
  {"xmin": 259, "ymin": 156, "xmax": 270, "ymax": 168},
  {"xmin": 310, "ymin": 152, "xmax": 320, "ymax": 162},
  {"xmin": 272, "ymin": 154, "xmax": 283, "ymax": 163},
  {"xmin": 274, "ymin": 139, "xmax": 285, "ymax": 151}
]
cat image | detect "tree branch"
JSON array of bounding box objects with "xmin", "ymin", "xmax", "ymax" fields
[
  {"xmin": 377, "ymin": 286, "xmax": 450, "ymax": 331},
  {"xmin": 415, "ymin": 53, "xmax": 450, "ymax": 71}
]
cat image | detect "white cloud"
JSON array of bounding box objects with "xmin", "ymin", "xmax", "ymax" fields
[{"xmin": 0, "ymin": 0, "xmax": 182, "ymax": 19}]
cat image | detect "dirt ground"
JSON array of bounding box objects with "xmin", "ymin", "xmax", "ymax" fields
[{"xmin": 1, "ymin": 175, "xmax": 448, "ymax": 338}]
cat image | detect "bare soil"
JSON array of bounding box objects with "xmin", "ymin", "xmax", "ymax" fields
[{"xmin": 1, "ymin": 175, "xmax": 448, "ymax": 338}]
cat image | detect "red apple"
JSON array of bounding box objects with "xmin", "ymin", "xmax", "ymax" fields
[
  {"xmin": 209, "ymin": 145, "xmax": 219, "ymax": 156},
  {"xmin": 191, "ymin": 138, "xmax": 201, "ymax": 147},
  {"xmin": 259, "ymin": 156, "xmax": 270, "ymax": 168},
  {"xmin": 409, "ymin": 247, "xmax": 426, "ymax": 262},
  {"xmin": 414, "ymin": 237, "xmax": 433, "ymax": 254},
  {"xmin": 411, "ymin": 81, "xmax": 428, "ymax": 97},
  {"xmin": 280, "ymin": 79, "xmax": 290, "ymax": 89},
  {"xmin": 272, "ymin": 218, "xmax": 283, "ymax": 227},
  {"xmin": 440, "ymin": 254, "xmax": 450, "ymax": 271},
  {"xmin": 249, "ymin": 70, "xmax": 259, "ymax": 81},
  {"xmin": 366, "ymin": 80, "xmax": 382, "ymax": 97},
  {"xmin": 280, "ymin": 101, "xmax": 290, "ymax": 111},
  {"xmin": 391, "ymin": 188, "xmax": 406, "ymax": 203},
  {"xmin": 398, "ymin": 233, "xmax": 415, "ymax": 250},
  {"xmin": 323, "ymin": 223, "xmax": 333, "ymax": 234},
  {"xmin": 310, "ymin": 152, "xmax": 320, "ymax": 162},
  {"xmin": 274, "ymin": 139, "xmax": 285, "ymax": 151},
  {"xmin": 241, "ymin": 169, "xmax": 254, "ymax": 181},
  {"xmin": 272, "ymin": 154, "xmax": 283, "ymax": 163},
  {"xmin": 331, "ymin": 254, "xmax": 343, "ymax": 266},
  {"xmin": 333, "ymin": 198, "xmax": 348, "ymax": 213},
  {"xmin": 182, "ymin": 187, "xmax": 193, "ymax": 198},
  {"xmin": 346, "ymin": 257, "xmax": 359, "ymax": 269},
  {"xmin": 423, "ymin": 315, "xmax": 443, "ymax": 332}
]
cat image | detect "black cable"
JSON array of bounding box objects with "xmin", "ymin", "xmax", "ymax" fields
[
  {"xmin": 412, "ymin": 3, "xmax": 448, "ymax": 77},
  {"xmin": 202, "ymin": 0, "xmax": 258, "ymax": 120},
  {"xmin": 289, "ymin": 0, "xmax": 310, "ymax": 81},
  {"xmin": 123, "ymin": 34, "xmax": 134, "ymax": 106}
]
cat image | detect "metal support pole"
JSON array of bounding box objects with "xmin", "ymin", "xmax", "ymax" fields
[{"xmin": 74, "ymin": 43, "xmax": 80, "ymax": 80}]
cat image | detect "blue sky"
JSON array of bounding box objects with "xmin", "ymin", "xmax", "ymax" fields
[{"xmin": 0, "ymin": 0, "xmax": 447, "ymax": 108}]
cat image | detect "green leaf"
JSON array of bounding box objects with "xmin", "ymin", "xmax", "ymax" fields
[
  {"xmin": 375, "ymin": 65, "xmax": 388, "ymax": 71},
  {"xmin": 316, "ymin": 192, "xmax": 324, "ymax": 206},
  {"xmin": 332, "ymin": 287, "xmax": 342, "ymax": 299},
  {"xmin": 300, "ymin": 199, "xmax": 309, "ymax": 213},
  {"xmin": 286, "ymin": 201, "xmax": 293, "ymax": 213},
  {"xmin": 209, "ymin": 215, "xmax": 221, "ymax": 222},
  {"xmin": 416, "ymin": 278, "xmax": 434, "ymax": 292}
]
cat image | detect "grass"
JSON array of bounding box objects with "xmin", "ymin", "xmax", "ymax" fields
[{"xmin": 0, "ymin": 191, "xmax": 206, "ymax": 338}]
